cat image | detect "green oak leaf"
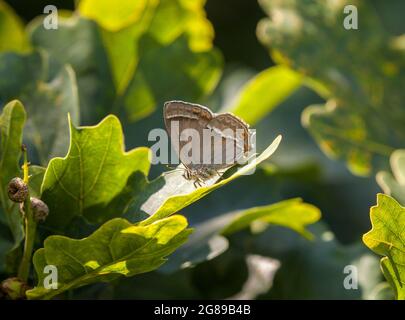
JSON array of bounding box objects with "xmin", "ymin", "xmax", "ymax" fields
[
  {"xmin": 258, "ymin": 0, "xmax": 405, "ymax": 176},
  {"xmin": 98, "ymin": 1, "xmax": 158, "ymax": 91},
  {"xmin": 122, "ymin": 34, "xmax": 222, "ymax": 122},
  {"xmin": 98, "ymin": 0, "xmax": 215, "ymax": 90},
  {"xmin": 78, "ymin": 0, "xmax": 148, "ymax": 31},
  {"xmin": 28, "ymin": 16, "xmax": 115, "ymax": 125},
  {"xmin": 221, "ymin": 198, "xmax": 321, "ymax": 239},
  {"xmin": 377, "ymin": 150, "xmax": 405, "ymax": 205},
  {"xmin": 363, "ymin": 194, "xmax": 405, "ymax": 300},
  {"xmin": 128, "ymin": 135, "xmax": 282, "ymax": 224},
  {"xmin": 41, "ymin": 115, "xmax": 151, "ymax": 232},
  {"xmin": 0, "ymin": 1, "xmax": 30, "ymax": 53},
  {"xmin": 0, "ymin": 51, "xmax": 80, "ymax": 165},
  {"xmin": 226, "ymin": 66, "xmax": 303, "ymax": 126},
  {"xmin": 0, "ymin": 100, "xmax": 25, "ymax": 268},
  {"xmin": 259, "ymin": 223, "xmax": 384, "ymax": 300},
  {"xmin": 28, "ymin": 165, "xmax": 46, "ymax": 198},
  {"xmin": 26, "ymin": 215, "xmax": 191, "ymax": 300},
  {"xmin": 31, "ymin": 2, "xmax": 221, "ymax": 124},
  {"xmin": 162, "ymin": 198, "xmax": 320, "ymax": 272}
]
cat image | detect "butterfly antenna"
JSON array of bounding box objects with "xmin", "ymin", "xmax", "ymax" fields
[{"xmin": 162, "ymin": 169, "xmax": 184, "ymax": 176}]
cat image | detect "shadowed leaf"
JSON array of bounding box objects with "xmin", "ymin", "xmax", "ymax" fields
[
  {"xmin": 258, "ymin": 0, "xmax": 405, "ymax": 176},
  {"xmin": 29, "ymin": 16, "xmax": 115, "ymax": 125},
  {"xmin": 377, "ymin": 150, "xmax": 405, "ymax": 205},
  {"xmin": 0, "ymin": 100, "xmax": 25, "ymax": 269},
  {"xmin": 0, "ymin": 51, "xmax": 80, "ymax": 165}
]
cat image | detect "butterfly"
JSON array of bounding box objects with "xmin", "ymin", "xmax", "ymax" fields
[{"xmin": 164, "ymin": 101, "xmax": 252, "ymax": 187}]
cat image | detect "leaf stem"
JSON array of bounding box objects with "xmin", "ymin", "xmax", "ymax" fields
[{"xmin": 18, "ymin": 146, "xmax": 36, "ymax": 282}]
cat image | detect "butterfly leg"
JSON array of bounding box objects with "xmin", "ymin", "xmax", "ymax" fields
[
  {"xmin": 193, "ymin": 177, "xmax": 204, "ymax": 188},
  {"xmin": 183, "ymin": 169, "xmax": 191, "ymax": 180}
]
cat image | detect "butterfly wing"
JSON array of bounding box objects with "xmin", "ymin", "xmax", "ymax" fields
[
  {"xmin": 164, "ymin": 101, "xmax": 213, "ymax": 170},
  {"xmin": 206, "ymin": 113, "xmax": 251, "ymax": 170}
]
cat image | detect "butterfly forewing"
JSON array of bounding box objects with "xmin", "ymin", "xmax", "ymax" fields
[{"xmin": 164, "ymin": 101, "xmax": 212, "ymax": 170}]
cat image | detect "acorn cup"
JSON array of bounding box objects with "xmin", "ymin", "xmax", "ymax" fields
[
  {"xmin": 7, "ymin": 177, "xmax": 28, "ymax": 203},
  {"xmin": 30, "ymin": 197, "xmax": 49, "ymax": 223},
  {"xmin": 0, "ymin": 277, "xmax": 30, "ymax": 300}
]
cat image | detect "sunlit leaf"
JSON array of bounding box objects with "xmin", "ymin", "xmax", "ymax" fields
[
  {"xmin": 227, "ymin": 66, "xmax": 302, "ymax": 125},
  {"xmin": 0, "ymin": 1, "xmax": 30, "ymax": 53},
  {"xmin": 222, "ymin": 198, "xmax": 320, "ymax": 239},
  {"xmin": 78, "ymin": 0, "xmax": 148, "ymax": 31},
  {"xmin": 363, "ymin": 194, "xmax": 405, "ymax": 300},
  {"xmin": 41, "ymin": 115, "xmax": 151, "ymax": 232},
  {"xmin": 27, "ymin": 215, "xmax": 191, "ymax": 299}
]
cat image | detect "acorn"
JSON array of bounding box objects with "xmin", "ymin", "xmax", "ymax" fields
[
  {"xmin": 0, "ymin": 277, "xmax": 29, "ymax": 300},
  {"xmin": 30, "ymin": 197, "xmax": 49, "ymax": 222},
  {"xmin": 7, "ymin": 177, "xmax": 28, "ymax": 203}
]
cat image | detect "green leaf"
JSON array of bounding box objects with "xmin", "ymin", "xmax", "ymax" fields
[
  {"xmin": 0, "ymin": 51, "xmax": 80, "ymax": 165},
  {"xmin": 122, "ymin": 34, "xmax": 222, "ymax": 122},
  {"xmin": 41, "ymin": 115, "xmax": 151, "ymax": 232},
  {"xmin": 161, "ymin": 197, "xmax": 320, "ymax": 272},
  {"xmin": 0, "ymin": 1, "xmax": 30, "ymax": 53},
  {"xmin": 221, "ymin": 198, "xmax": 321, "ymax": 239},
  {"xmin": 28, "ymin": 165, "xmax": 46, "ymax": 198},
  {"xmin": 26, "ymin": 215, "xmax": 191, "ymax": 300},
  {"xmin": 146, "ymin": 0, "xmax": 214, "ymax": 52},
  {"xmin": 258, "ymin": 0, "xmax": 405, "ymax": 176},
  {"xmin": 227, "ymin": 66, "xmax": 302, "ymax": 125},
  {"xmin": 78, "ymin": 0, "xmax": 149, "ymax": 31},
  {"xmin": 29, "ymin": 16, "xmax": 115, "ymax": 125},
  {"xmin": 259, "ymin": 223, "xmax": 383, "ymax": 299},
  {"xmin": 0, "ymin": 100, "xmax": 25, "ymax": 266},
  {"xmin": 377, "ymin": 150, "xmax": 405, "ymax": 206},
  {"xmin": 96, "ymin": 0, "xmax": 220, "ymax": 120},
  {"xmin": 128, "ymin": 135, "xmax": 282, "ymax": 224},
  {"xmin": 99, "ymin": 1, "xmax": 158, "ymax": 91},
  {"xmin": 363, "ymin": 194, "xmax": 405, "ymax": 299}
]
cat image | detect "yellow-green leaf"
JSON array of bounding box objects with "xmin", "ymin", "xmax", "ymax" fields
[
  {"xmin": 0, "ymin": 1, "xmax": 30, "ymax": 53},
  {"xmin": 41, "ymin": 115, "xmax": 151, "ymax": 231},
  {"xmin": 222, "ymin": 198, "xmax": 321, "ymax": 239},
  {"xmin": 227, "ymin": 66, "xmax": 302, "ymax": 125},
  {"xmin": 27, "ymin": 215, "xmax": 191, "ymax": 299},
  {"xmin": 363, "ymin": 194, "xmax": 405, "ymax": 300},
  {"xmin": 78, "ymin": 0, "xmax": 149, "ymax": 31}
]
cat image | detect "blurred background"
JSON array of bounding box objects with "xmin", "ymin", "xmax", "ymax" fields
[{"xmin": 1, "ymin": 0, "xmax": 404, "ymax": 299}]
